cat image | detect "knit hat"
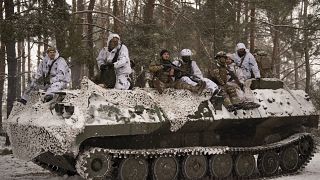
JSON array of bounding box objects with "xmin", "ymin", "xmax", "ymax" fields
[{"xmin": 160, "ymin": 49, "xmax": 169, "ymax": 57}]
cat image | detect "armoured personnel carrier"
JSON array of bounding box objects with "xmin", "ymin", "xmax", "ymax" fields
[{"xmin": 5, "ymin": 77, "xmax": 319, "ymax": 180}]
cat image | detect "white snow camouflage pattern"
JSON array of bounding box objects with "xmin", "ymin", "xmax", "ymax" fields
[{"xmin": 5, "ymin": 78, "xmax": 318, "ymax": 162}]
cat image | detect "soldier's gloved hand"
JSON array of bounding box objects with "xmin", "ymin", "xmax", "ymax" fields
[
  {"xmin": 106, "ymin": 62, "xmax": 114, "ymax": 68},
  {"xmin": 17, "ymin": 98, "xmax": 27, "ymax": 105},
  {"xmin": 100, "ymin": 64, "xmax": 108, "ymax": 70},
  {"xmin": 256, "ymin": 77, "xmax": 261, "ymax": 81},
  {"xmin": 43, "ymin": 94, "xmax": 53, "ymax": 102},
  {"xmin": 239, "ymin": 83, "xmax": 244, "ymax": 91}
]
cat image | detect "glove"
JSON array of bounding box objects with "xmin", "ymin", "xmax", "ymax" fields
[
  {"xmin": 256, "ymin": 77, "xmax": 261, "ymax": 81},
  {"xmin": 100, "ymin": 64, "xmax": 108, "ymax": 70},
  {"xmin": 239, "ymin": 83, "xmax": 244, "ymax": 91},
  {"xmin": 106, "ymin": 62, "xmax": 114, "ymax": 68},
  {"xmin": 17, "ymin": 98, "xmax": 27, "ymax": 105},
  {"xmin": 44, "ymin": 94, "xmax": 53, "ymax": 102}
]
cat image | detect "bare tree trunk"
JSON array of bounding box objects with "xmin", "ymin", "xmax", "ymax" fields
[
  {"xmin": 22, "ymin": 40, "xmax": 25, "ymax": 92},
  {"xmin": 87, "ymin": 0, "xmax": 96, "ymax": 78},
  {"xmin": 235, "ymin": 0, "xmax": 242, "ymax": 43},
  {"xmin": 53, "ymin": 0, "xmax": 67, "ymax": 54},
  {"xmin": 164, "ymin": 0, "xmax": 172, "ymax": 48},
  {"xmin": 133, "ymin": 0, "xmax": 139, "ymax": 23},
  {"xmin": 37, "ymin": 36, "xmax": 41, "ymax": 65},
  {"xmin": 143, "ymin": 0, "xmax": 156, "ymax": 47},
  {"xmin": 0, "ymin": 0, "xmax": 5, "ymax": 130},
  {"xmin": 0, "ymin": 43, "xmax": 4, "ymax": 131},
  {"xmin": 303, "ymin": 0, "xmax": 310, "ymax": 93},
  {"xmin": 271, "ymin": 17, "xmax": 280, "ymax": 78},
  {"xmin": 16, "ymin": 0, "xmax": 21, "ymax": 98},
  {"xmin": 42, "ymin": 0, "xmax": 48, "ymax": 51},
  {"xmin": 5, "ymin": 0, "xmax": 17, "ymax": 145},
  {"xmin": 113, "ymin": 0, "xmax": 120, "ymax": 33},
  {"xmin": 249, "ymin": 1, "xmax": 255, "ymax": 51},
  {"xmin": 17, "ymin": 41, "xmax": 22, "ymax": 97},
  {"xmin": 27, "ymin": 37, "xmax": 31, "ymax": 82},
  {"xmin": 164, "ymin": 0, "xmax": 172, "ymax": 29},
  {"xmin": 143, "ymin": 0, "xmax": 156, "ymax": 25},
  {"xmin": 119, "ymin": 0, "xmax": 124, "ymax": 23},
  {"xmin": 293, "ymin": 51, "xmax": 299, "ymax": 89},
  {"xmin": 243, "ymin": 0, "xmax": 249, "ymax": 45},
  {"xmin": 71, "ymin": 0, "xmax": 84, "ymax": 88}
]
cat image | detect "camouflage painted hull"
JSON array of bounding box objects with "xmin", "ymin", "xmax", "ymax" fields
[{"xmin": 5, "ymin": 78, "xmax": 319, "ymax": 179}]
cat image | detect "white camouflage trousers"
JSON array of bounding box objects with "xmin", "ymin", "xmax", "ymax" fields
[
  {"xmin": 179, "ymin": 76, "xmax": 219, "ymax": 93},
  {"xmin": 22, "ymin": 81, "xmax": 67, "ymax": 101},
  {"xmin": 115, "ymin": 74, "xmax": 131, "ymax": 90}
]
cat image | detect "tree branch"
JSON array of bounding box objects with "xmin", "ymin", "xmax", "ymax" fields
[{"xmin": 73, "ymin": 10, "xmax": 126, "ymax": 25}]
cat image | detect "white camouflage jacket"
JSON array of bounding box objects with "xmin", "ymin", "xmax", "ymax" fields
[
  {"xmin": 96, "ymin": 33, "xmax": 132, "ymax": 76},
  {"xmin": 233, "ymin": 50, "xmax": 261, "ymax": 80},
  {"xmin": 34, "ymin": 51, "xmax": 71, "ymax": 84}
]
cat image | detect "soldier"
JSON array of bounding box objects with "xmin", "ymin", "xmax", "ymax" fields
[
  {"xmin": 233, "ymin": 43, "xmax": 261, "ymax": 80},
  {"xmin": 253, "ymin": 49, "xmax": 273, "ymax": 78},
  {"xmin": 172, "ymin": 49, "xmax": 219, "ymax": 94},
  {"xmin": 208, "ymin": 51, "xmax": 244, "ymax": 111},
  {"xmin": 226, "ymin": 53, "xmax": 260, "ymax": 109},
  {"xmin": 18, "ymin": 47, "xmax": 71, "ymax": 105},
  {"xmin": 149, "ymin": 49, "xmax": 205, "ymax": 94},
  {"xmin": 96, "ymin": 33, "xmax": 132, "ymax": 90}
]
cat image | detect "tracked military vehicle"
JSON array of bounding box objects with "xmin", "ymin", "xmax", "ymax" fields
[{"xmin": 5, "ymin": 77, "xmax": 319, "ymax": 180}]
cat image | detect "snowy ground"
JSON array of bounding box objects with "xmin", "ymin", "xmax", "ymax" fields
[{"xmin": 1, "ymin": 136, "xmax": 320, "ymax": 180}]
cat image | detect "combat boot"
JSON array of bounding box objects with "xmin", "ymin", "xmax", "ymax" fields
[
  {"xmin": 153, "ymin": 78, "xmax": 164, "ymax": 94},
  {"xmin": 241, "ymin": 101, "xmax": 261, "ymax": 110},
  {"xmin": 226, "ymin": 85, "xmax": 243, "ymax": 109},
  {"xmin": 196, "ymin": 81, "xmax": 207, "ymax": 95}
]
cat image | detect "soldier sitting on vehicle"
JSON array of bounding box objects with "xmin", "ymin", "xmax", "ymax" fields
[
  {"xmin": 208, "ymin": 51, "xmax": 252, "ymax": 111},
  {"xmin": 226, "ymin": 53, "xmax": 260, "ymax": 109},
  {"xmin": 18, "ymin": 47, "xmax": 71, "ymax": 105},
  {"xmin": 253, "ymin": 49, "xmax": 274, "ymax": 78},
  {"xmin": 172, "ymin": 49, "xmax": 219, "ymax": 94},
  {"xmin": 149, "ymin": 49, "xmax": 205, "ymax": 94},
  {"xmin": 96, "ymin": 33, "xmax": 132, "ymax": 90}
]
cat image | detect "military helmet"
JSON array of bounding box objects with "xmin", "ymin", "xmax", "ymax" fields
[
  {"xmin": 46, "ymin": 47, "xmax": 56, "ymax": 53},
  {"xmin": 214, "ymin": 51, "xmax": 227, "ymax": 59},
  {"xmin": 253, "ymin": 49, "xmax": 267, "ymax": 56},
  {"xmin": 180, "ymin": 49, "xmax": 193, "ymax": 57}
]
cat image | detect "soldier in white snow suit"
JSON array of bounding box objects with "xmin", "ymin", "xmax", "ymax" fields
[
  {"xmin": 233, "ymin": 43, "xmax": 261, "ymax": 80},
  {"xmin": 172, "ymin": 49, "xmax": 219, "ymax": 94},
  {"xmin": 19, "ymin": 47, "xmax": 71, "ymax": 105},
  {"xmin": 96, "ymin": 33, "xmax": 132, "ymax": 90},
  {"xmin": 226, "ymin": 53, "xmax": 260, "ymax": 109}
]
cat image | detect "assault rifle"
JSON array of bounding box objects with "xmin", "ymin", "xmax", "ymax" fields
[
  {"xmin": 161, "ymin": 63, "xmax": 202, "ymax": 83},
  {"xmin": 226, "ymin": 68, "xmax": 244, "ymax": 91}
]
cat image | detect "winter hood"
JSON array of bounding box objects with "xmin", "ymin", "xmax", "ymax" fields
[
  {"xmin": 235, "ymin": 43, "xmax": 250, "ymax": 53},
  {"xmin": 106, "ymin": 33, "xmax": 121, "ymax": 48}
]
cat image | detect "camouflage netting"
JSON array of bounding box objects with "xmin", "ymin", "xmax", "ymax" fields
[{"xmin": 5, "ymin": 77, "xmax": 212, "ymax": 160}]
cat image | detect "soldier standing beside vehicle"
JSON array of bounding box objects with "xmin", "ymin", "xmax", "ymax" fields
[
  {"xmin": 18, "ymin": 47, "xmax": 71, "ymax": 105},
  {"xmin": 253, "ymin": 49, "xmax": 273, "ymax": 78},
  {"xmin": 172, "ymin": 49, "xmax": 219, "ymax": 94},
  {"xmin": 233, "ymin": 43, "xmax": 261, "ymax": 80},
  {"xmin": 96, "ymin": 33, "xmax": 132, "ymax": 90}
]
